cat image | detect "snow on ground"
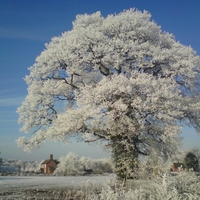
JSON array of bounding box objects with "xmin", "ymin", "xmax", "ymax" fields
[
  {"xmin": 0, "ymin": 175, "xmax": 116, "ymax": 199},
  {"xmin": 0, "ymin": 175, "xmax": 114, "ymax": 192}
]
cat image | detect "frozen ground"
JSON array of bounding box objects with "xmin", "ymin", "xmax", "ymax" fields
[
  {"xmin": 0, "ymin": 175, "xmax": 113, "ymax": 190},
  {"xmin": 0, "ymin": 175, "xmax": 115, "ymax": 199}
]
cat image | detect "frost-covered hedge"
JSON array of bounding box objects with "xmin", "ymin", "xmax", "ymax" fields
[
  {"xmin": 53, "ymin": 152, "xmax": 113, "ymax": 176},
  {"xmin": 0, "ymin": 159, "xmax": 41, "ymax": 173}
]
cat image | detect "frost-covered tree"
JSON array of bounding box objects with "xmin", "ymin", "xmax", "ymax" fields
[
  {"xmin": 53, "ymin": 152, "xmax": 84, "ymax": 176},
  {"xmin": 16, "ymin": 160, "xmax": 25, "ymax": 171},
  {"xmin": 17, "ymin": 9, "xmax": 200, "ymax": 178},
  {"xmin": 24, "ymin": 161, "xmax": 41, "ymax": 172},
  {"xmin": 184, "ymin": 151, "xmax": 199, "ymax": 172}
]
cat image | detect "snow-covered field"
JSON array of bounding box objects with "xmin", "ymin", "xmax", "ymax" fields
[
  {"xmin": 0, "ymin": 175, "xmax": 113, "ymax": 190},
  {"xmin": 0, "ymin": 175, "xmax": 115, "ymax": 199},
  {"xmin": 1, "ymin": 173, "xmax": 200, "ymax": 199}
]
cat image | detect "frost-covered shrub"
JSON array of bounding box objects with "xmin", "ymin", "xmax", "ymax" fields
[
  {"xmin": 85, "ymin": 172, "xmax": 200, "ymax": 200},
  {"xmin": 53, "ymin": 152, "xmax": 113, "ymax": 176},
  {"xmin": 86, "ymin": 183, "xmax": 147, "ymax": 200}
]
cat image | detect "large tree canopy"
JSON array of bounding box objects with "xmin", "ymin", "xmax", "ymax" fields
[{"xmin": 17, "ymin": 9, "xmax": 200, "ymax": 177}]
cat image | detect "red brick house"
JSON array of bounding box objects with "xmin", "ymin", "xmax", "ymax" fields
[
  {"xmin": 171, "ymin": 163, "xmax": 186, "ymax": 172},
  {"xmin": 40, "ymin": 154, "xmax": 59, "ymax": 174}
]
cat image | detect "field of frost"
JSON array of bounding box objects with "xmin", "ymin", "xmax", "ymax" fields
[
  {"xmin": 0, "ymin": 175, "xmax": 114, "ymax": 199},
  {"xmin": 1, "ymin": 172, "xmax": 200, "ymax": 200}
]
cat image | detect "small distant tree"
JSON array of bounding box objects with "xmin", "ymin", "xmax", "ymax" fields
[
  {"xmin": 16, "ymin": 160, "xmax": 25, "ymax": 172},
  {"xmin": 184, "ymin": 151, "xmax": 199, "ymax": 172},
  {"xmin": 17, "ymin": 9, "xmax": 200, "ymax": 179}
]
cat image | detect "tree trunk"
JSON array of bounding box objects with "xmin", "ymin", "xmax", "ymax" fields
[{"xmin": 111, "ymin": 136, "xmax": 139, "ymax": 180}]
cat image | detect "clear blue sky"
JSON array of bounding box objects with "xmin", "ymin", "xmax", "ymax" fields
[{"xmin": 0, "ymin": 0, "xmax": 200, "ymax": 161}]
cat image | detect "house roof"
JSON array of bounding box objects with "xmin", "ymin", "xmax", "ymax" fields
[
  {"xmin": 173, "ymin": 163, "xmax": 185, "ymax": 168},
  {"xmin": 41, "ymin": 159, "xmax": 59, "ymax": 165}
]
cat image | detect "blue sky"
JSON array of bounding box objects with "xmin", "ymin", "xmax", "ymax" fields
[{"xmin": 0, "ymin": 0, "xmax": 200, "ymax": 161}]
